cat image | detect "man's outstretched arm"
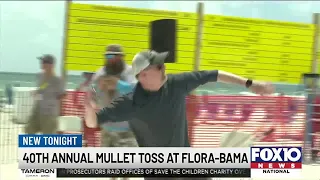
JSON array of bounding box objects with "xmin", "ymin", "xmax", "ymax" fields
[
  {"xmin": 85, "ymin": 93, "xmax": 134, "ymax": 128},
  {"xmin": 173, "ymin": 70, "xmax": 273, "ymax": 95}
]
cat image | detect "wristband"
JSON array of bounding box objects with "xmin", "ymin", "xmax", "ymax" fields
[{"xmin": 246, "ymin": 79, "xmax": 253, "ymax": 88}]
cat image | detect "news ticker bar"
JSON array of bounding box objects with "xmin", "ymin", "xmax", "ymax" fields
[{"xmin": 56, "ymin": 168, "xmax": 251, "ymax": 178}]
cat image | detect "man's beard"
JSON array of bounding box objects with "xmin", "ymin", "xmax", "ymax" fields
[{"xmin": 105, "ymin": 59, "xmax": 125, "ymax": 76}]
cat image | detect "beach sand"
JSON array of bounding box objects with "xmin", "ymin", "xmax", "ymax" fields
[{"xmin": 0, "ymin": 110, "xmax": 319, "ymax": 180}]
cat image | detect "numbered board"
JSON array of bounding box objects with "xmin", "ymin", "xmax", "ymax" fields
[
  {"xmin": 201, "ymin": 15, "xmax": 315, "ymax": 84},
  {"xmin": 65, "ymin": 3, "xmax": 318, "ymax": 84},
  {"xmin": 65, "ymin": 3, "xmax": 196, "ymax": 73}
]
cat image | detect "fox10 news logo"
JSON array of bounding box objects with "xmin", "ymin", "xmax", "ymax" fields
[{"xmin": 251, "ymin": 147, "xmax": 302, "ymax": 178}]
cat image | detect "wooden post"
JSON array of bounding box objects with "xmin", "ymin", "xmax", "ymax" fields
[
  {"xmin": 193, "ymin": 2, "xmax": 204, "ymax": 71},
  {"xmin": 311, "ymin": 13, "xmax": 320, "ymax": 73},
  {"xmin": 61, "ymin": 0, "xmax": 72, "ymax": 85},
  {"xmin": 59, "ymin": 0, "xmax": 71, "ymax": 118},
  {"xmin": 189, "ymin": 2, "xmax": 204, "ymax": 147}
]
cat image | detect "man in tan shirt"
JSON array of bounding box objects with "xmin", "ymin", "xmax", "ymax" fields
[{"xmin": 25, "ymin": 54, "xmax": 65, "ymax": 134}]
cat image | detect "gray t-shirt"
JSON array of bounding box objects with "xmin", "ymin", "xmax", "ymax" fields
[
  {"xmin": 96, "ymin": 70, "xmax": 219, "ymax": 147},
  {"xmin": 36, "ymin": 74, "xmax": 65, "ymax": 116}
]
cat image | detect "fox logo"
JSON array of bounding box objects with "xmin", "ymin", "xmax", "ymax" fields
[{"xmin": 251, "ymin": 147, "xmax": 302, "ymax": 162}]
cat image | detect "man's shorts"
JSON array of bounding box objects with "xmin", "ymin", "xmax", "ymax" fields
[
  {"xmin": 101, "ymin": 130, "xmax": 138, "ymax": 147},
  {"xmin": 24, "ymin": 105, "xmax": 58, "ymax": 134}
]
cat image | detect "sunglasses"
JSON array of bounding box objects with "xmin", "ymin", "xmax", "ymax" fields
[{"xmin": 104, "ymin": 54, "xmax": 116, "ymax": 60}]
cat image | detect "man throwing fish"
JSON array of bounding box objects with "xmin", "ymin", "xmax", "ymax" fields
[{"xmin": 86, "ymin": 50, "xmax": 274, "ymax": 148}]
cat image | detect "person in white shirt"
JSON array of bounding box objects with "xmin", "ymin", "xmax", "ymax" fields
[{"xmin": 87, "ymin": 44, "xmax": 138, "ymax": 163}]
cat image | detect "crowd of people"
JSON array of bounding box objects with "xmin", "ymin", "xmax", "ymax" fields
[{"xmin": 19, "ymin": 43, "xmax": 319, "ymax": 167}]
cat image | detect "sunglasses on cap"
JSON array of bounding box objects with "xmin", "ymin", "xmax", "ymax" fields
[{"xmin": 104, "ymin": 54, "xmax": 116, "ymax": 60}]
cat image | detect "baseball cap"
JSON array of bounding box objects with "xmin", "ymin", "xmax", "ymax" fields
[
  {"xmin": 37, "ymin": 54, "xmax": 55, "ymax": 64},
  {"xmin": 132, "ymin": 50, "xmax": 169, "ymax": 76},
  {"xmin": 105, "ymin": 44, "xmax": 124, "ymax": 55}
]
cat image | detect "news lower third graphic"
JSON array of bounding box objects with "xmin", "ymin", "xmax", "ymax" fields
[{"xmin": 18, "ymin": 135, "xmax": 302, "ymax": 178}]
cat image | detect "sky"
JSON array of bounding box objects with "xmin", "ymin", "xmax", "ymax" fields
[{"xmin": 1, "ymin": 1, "xmax": 320, "ymax": 75}]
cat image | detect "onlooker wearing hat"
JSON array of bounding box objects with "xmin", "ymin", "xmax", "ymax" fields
[
  {"xmin": 87, "ymin": 44, "xmax": 138, "ymax": 167},
  {"xmin": 24, "ymin": 54, "xmax": 65, "ymax": 134},
  {"xmin": 87, "ymin": 60, "xmax": 137, "ymax": 180}
]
